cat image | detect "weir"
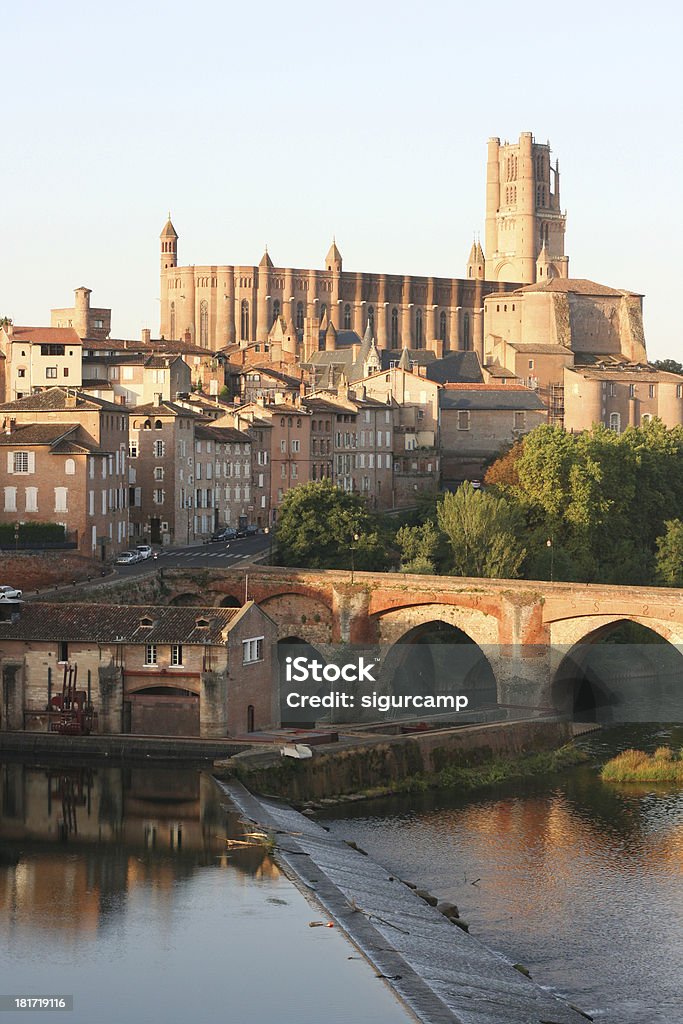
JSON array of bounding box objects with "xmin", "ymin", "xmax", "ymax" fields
[{"xmin": 220, "ymin": 779, "xmax": 590, "ymax": 1024}]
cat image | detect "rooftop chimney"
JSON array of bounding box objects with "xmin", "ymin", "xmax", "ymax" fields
[{"xmin": 141, "ymin": 328, "xmax": 151, "ymax": 344}]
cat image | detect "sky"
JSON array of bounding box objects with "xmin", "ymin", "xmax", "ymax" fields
[{"xmin": 3, "ymin": 0, "xmax": 682, "ymax": 360}]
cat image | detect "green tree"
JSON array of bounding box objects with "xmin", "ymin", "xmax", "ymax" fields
[
  {"xmin": 655, "ymin": 519, "xmax": 683, "ymax": 586},
  {"xmin": 437, "ymin": 482, "xmax": 526, "ymax": 578},
  {"xmin": 395, "ymin": 520, "xmax": 440, "ymax": 574},
  {"xmin": 653, "ymin": 359, "xmax": 683, "ymax": 376},
  {"xmin": 275, "ymin": 479, "xmax": 387, "ymax": 570}
]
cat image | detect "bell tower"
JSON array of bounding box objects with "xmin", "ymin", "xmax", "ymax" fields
[
  {"xmin": 160, "ymin": 214, "xmax": 178, "ymax": 271},
  {"xmin": 484, "ymin": 133, "xmax": 568, "ymax": 284}
]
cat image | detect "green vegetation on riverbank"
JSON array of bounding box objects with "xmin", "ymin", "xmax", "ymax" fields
[
  {"xmin": 601, "ymin": 746, "xmax": 683, "ymax": 783},
  {"xmin": 332, "ymin": 744, "xmax": 589, "ymax": 804}
]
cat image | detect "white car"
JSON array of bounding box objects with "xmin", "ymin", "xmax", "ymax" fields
[
  {"xmin": 136, "ymin": 545, "xmax": 153, "ymax": 560},
  {"xmin": 116, "ymin": 551, "xmax": 140, "ymax": 565},
  {"xmin": 0, "ymin": 585, "xmax": 22, "ymax": 600}
]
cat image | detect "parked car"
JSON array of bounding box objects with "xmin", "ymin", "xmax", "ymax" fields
[
  {"xmin": 245, "ymin": 524, "xmax": 260, "ymax": 536},
  {"xmin": 0, "ymin": 585, "xmax": 22, "ymax": 600},
  {"xmin": 116, "ymin": 551, "xmax": 140, "ymax": 565},
  {"xmin": 136, "ymin": 544, "xmax": 153, "ymax": 560},
  {"xmin": 211, "ymin": 527, "xmax": 238, "ymax": 542}
]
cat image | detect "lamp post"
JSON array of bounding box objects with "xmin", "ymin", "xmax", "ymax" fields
[
  {"xmin": 546, "ymin": 536, "xmax": 554, "ymax": 583},
  {"xmin": 350, "ymin": 532, "xmax": 360, "ymax": 585},
  {"xmin": 264, "ymin": 526, "xmax": 273, "ymax": 564}
]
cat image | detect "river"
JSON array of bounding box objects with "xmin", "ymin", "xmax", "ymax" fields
[
  {"xmin": 322, "ymin": 723, "xmax": 683, "ymax": 1023},
  {"xmin": 0, "ymin": 761, "xmax": 411, "ymax": 1024}
]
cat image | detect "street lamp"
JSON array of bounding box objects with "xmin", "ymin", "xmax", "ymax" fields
[
  {"xmin": 546, "ymin": 537, "xmax": 554, "ymax": 582},
  {"xmin": 264, "ymin": 526, "xmax": 273, "ymax": 564},
  {"xmin": 350, "ymin": 532, "xmax": 360, "ymax": 585}
]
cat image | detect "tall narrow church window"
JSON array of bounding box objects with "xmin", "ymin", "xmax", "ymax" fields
[
  {"xmin": 367, "ymin": 306, "xmax": 375, "ymax": 334},
  {"xmin": 272, "ymin": 299, "xmax": 280, "ymax": 325},
  {"xmin": 463, "ymin": 313, "xmax": 470, "ymax": 351},
  {"xmin": 320, "ymin": 303, "xmax": 327, "ymax": 323},
  {"xmin": 240, "ymin": 300, "xmax": 249, "ymax": 341},
  {"xmin": 344, "ymin": 304, "xmax": 352, "ymax": 330},
  {"xmin": 439, "ymin": 311, "xmax": 447, "ymax": 343},
  {"xmin": 200, "ymin": 300, "xmax": 209, "ymax": 346},
  {"xmin": 170, "ymin": 302, "xmax": 176, "ymax": 340},
  {"xmin": 391, "ymin": 308, "xmax": 399, "ymax": 348},
  {"xmin": 415, "ymin": 309, "xmax": 423, "ymax": 348},
  {"xmin": 296, "ymin": 301, "xmax": 304, "ymax": 331}
]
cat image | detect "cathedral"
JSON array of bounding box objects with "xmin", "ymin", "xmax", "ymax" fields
[{"xmin": 159, "ymin": 132, "xmax": 569, "ymax": 358}]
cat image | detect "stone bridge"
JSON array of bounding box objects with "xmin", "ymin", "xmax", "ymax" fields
[{"xmin": 159, "ymin": 566, "xmax": 683, "ymax": 717}]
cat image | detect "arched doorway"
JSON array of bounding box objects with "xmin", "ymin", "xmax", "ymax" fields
[
  {"xmin": 551, "ymin": 620, "xmax": 683, "ymax": 723},
  {"xmin": 125, "ymin": 686, "xmax": 200, "ymax": 736}
]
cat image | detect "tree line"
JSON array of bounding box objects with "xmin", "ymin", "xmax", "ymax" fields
[{"xmin": 274, "ymin": 419, "xmax": 683, "ymax": 586}]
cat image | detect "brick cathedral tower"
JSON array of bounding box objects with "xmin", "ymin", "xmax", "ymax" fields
[{"xmin": 484, "ymin": 132, "xmax": 568, "ymax": 284}]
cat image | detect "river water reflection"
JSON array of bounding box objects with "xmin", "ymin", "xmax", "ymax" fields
[
  {"xmin": 323, "ymin": 724, "xmax": 683, "ymax": 1023},
  {"xmin": 0, "ymin": 761, "xmax": 411, "ymax": 1024}
]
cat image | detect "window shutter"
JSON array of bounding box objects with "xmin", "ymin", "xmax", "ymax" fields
[
  {"xmin": 135, "ymin": 487, "xmax": 142, "ymax": 507},
  {"xmin": 6, "ymin": 452, "xmax": 13, "ymax": 474},
  {"xmin": 28, "ymin": 452, "xmax": 35, "ymax": 473}
]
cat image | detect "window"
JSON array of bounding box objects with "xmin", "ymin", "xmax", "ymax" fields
[
  {"xmin": 678, "ymin": 385, "xmax": 683, "ymax": 399},
  {"xmin": 528, "ymin": 359, "xmax": 534, "ymax": 370},
  {"xmin": 463, "ymin": 313, "xmax": 470, "ymax": 350},
  {"xmin": 171, "ymin": 644, "xmax": 183, "ymax": 666},
  {"xmin": 144, "ymin": 644, "xmax": 157, "ymax": 666},
  {"xmin": 439, "ymin": 310, "xmax": 447, "ymax": 343},
  {"xmin": 629, "ymin": 383, "xmax": 636, "ymax": 398},
  {"xmin": 4, "ymin": 486, "xmax": 17, "ymax": 512},
  {"xmin": 296, "ymin": 301, "xmax": 304, "ymax": 330},
  {"xmin": 609, "ymin": 412, "xmax": 621, "ymax": 432},
  {"xmin": 170, "ymin": 301, "xmax": 176, "ymax": 340},
  {"xmin": 642, "ymin": 413, "xmax": 652, "ymax": 424},
  {"xmin": 457, "ymin": 410, "xmax": 470, "ymax": 431},
  {"xmin": 291, "ymin": 439, "xmax": 300, "ymax": 453},
  {"xmin": 154, "ymin": 440, "xmax": 165, "ymax": 458},
  {"xmin": 129, "ymin": 441, "xmax": 138, "ymax": 458},
  {"xmin": 240, "ymin": 299, "xmax": 249, "ymax": 341},
  {"xmin": 514, "ymin": 411, "xmax": 525, "ymax": 430},
  {"xmin": 11, "ymin": 451, "xmax": 32, "ymax": 474},
  {"xmin": 154, "ymin": 467, "xmax": 164, "ymax": 481},
  {"xmin": 25, "ymin": 486, "xmax": 38, "ymax": 512},
  {"xmin": 344, "ymin": 304, "xmax": 352, "ymax": 330},
  {"xmin": 153, "ymin": 488, "xmax": 165, "ymax": 504},
  {"xmin": 54, "ymin": 487, "xmax": 68, "ymax": 512},
  {"xmin": 391, "ymin": 308, "xmax": 399, "ymax": 348},
  {"xmin": 243, "ymin": 637, "xmax": 263, "ymax": 664},
  {"xmin": 65, "ymin": 458, "xmax": 75, "ymax": 475},
  {"xmin": 17, "ymin": 368, "xmax": 26, "ymax": 378},
  {"xmin": 272, "ymin": 298, "xmax": 281, "ymax": 325},
  {"xmin": 649, "ymin": 384, "xmax": 656, "ymax": 399},
  {"xmin": 46, "ymin": 367, "xmax": 57, "ymax": 379},
  {"xmin": 609, "ymin": 383, "xmax": 616, "ymax": 398},
  {"xmin": 415, "ymin": 309, "xmax": 423, "ymax": 347},
  {"xmin": 200, "ymin": 300, "xmax": 209, "ymax": 346}
]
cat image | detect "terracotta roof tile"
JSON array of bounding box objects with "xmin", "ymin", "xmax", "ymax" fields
[{"xmin": 0, "ymin": 604, "xmax": 241, "ymax": 644}]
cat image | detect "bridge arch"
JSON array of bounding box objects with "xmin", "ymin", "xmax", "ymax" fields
[
  {"xmin": 277, "ymin": 635, "xmax": 330, "ymax": 728},
  {"xmin": 373, "ymin": 601, "xmax": 499, "ymax": 649},
  {"xmin": 167, "ymin": 591, "xmax": 203, "ymax": 607},
  {"xmin": 378, "ymin": 618, "xmax": 498, "ymax": 714},
  {"xmin": 549, "ymin": 618, "xmax": 683, "ymax": 723},
  {"xmin": 258, "ymin": 591, "xmax": 334, "ymax": 643}
]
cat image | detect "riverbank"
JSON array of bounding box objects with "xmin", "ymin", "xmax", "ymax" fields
[
  {"xmin": 0, "ymin": 730, "xmax": 248, "ymax": 762},
  {"xmin": 222, "ymin": 778, "xmax": 590, "ymax": 1024},
  {"xmin": 219, "ymin": 718, "xmax": 578, "ymax": 803}
]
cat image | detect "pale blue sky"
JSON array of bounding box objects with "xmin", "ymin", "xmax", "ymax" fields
[{"xmin": 3, "ymin": 0, "xmax": 681, "ymax": 359}]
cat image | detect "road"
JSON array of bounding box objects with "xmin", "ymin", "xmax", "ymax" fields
[{"xmin": 112, "ymin": 534, "xmax": 271, "ymax": 578}]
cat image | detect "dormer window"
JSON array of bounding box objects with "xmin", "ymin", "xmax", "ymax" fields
[
  {"xmin": 195, "ymin": 616, "xmax": 210, "ymax": 628},
  {"xmin": 140, "ymin": 616, "xmax": 154, "ymax": 628}
]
